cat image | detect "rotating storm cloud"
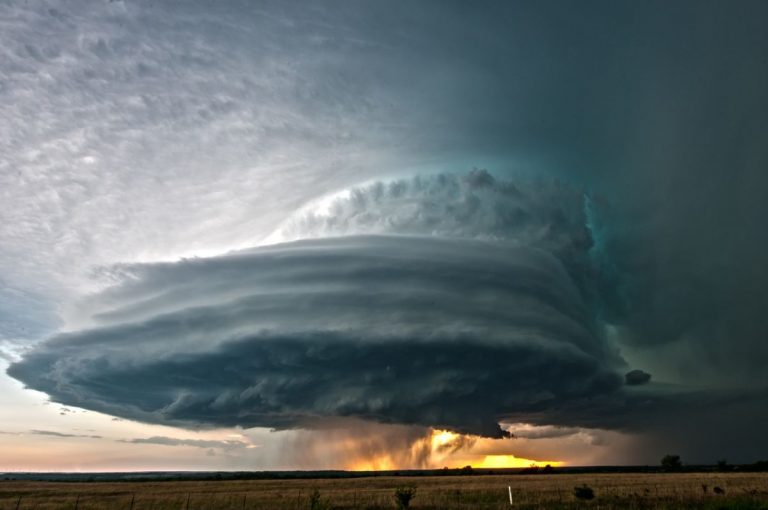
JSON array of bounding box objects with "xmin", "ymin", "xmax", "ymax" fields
[{"xmin": 9, "ymin": 172, "xmax": 644, "ymax": 440}]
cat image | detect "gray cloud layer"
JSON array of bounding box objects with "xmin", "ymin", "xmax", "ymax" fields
[
  {"xmin": 120, "ymin": 436, "xmax": 248, "ymax": 450},
  {"xmin": 9, "ymin": 234, "xmax": 625, "ymax": 438},
  {"xmin": 29, "ymin": 429, "xmax": 102, "ymax": 439}
]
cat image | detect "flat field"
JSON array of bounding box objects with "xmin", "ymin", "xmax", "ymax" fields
[{"xmin": 2, "ymin": 472, "xmax": 768, "ymax": 509}]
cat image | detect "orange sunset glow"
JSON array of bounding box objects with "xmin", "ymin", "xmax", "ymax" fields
[
  {"xmin": 346, "ymin": 429, "xmax": 564, "ymax": 471},
  {"xmin": 474, "ymin": 455, "xmax": 563, "ymax": 469}
]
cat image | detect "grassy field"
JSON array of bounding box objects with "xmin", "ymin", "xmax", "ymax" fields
[{"xmin": 2, "ymin": 472, "xmax": 768, "ymax": 509}]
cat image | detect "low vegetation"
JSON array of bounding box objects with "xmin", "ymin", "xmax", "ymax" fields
[
  {"xmin": 1, "ymin": 472, "xmax": 768, "ymax": 509},
  {"xmin": 393, "ymin": 485, "xmax": 417, "ymax": 509},
  {"xmin": 308, "ymin": 488, "xmax": 325, "ymax": 510},
  {"xmin": 572, "ymin": 484, "xmax": 595, "ymax": 500}
]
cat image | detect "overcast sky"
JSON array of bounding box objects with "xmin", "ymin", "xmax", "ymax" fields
[{"xmin": 1, "ymin": 0, "xmax": 767, "ymax": 471}]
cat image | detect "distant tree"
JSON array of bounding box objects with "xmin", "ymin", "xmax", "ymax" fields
[
  {"xmin": 542, "ymin": 464, "xmax": 554, "ymax": 474},
  {"xmin": 393, "ymin": 486, "xmax": 417, "ymax": 509},
  {"xmin": 573, "ymin": 484, "xmax": 595, "ymax": 500},
  {"xmin": 661, "ymin": 454, "xmax": 682, "ymax": 471}
]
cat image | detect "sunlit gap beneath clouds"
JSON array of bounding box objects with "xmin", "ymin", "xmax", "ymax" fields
[{"xmin": 346, "ymin": 429, "xmax": 563, "ymax": 471}]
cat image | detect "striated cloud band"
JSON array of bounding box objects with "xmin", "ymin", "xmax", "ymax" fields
[{"xmin": 9, "ymin": 234, "xmax": 622, "ymax": 438}]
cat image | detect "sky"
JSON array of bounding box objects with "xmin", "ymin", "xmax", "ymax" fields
[{"xmin": 1, "ymin": 0, "xmax": 767, "ymax": 471}]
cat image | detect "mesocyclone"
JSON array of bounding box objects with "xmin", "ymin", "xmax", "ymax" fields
[{"xmin": 9, "ymin": 170, "xmax": 632, "ymax": 438}]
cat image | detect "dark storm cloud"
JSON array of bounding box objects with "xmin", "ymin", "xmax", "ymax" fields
[
  {"xmin": 501, "ymin": 384, "xmax": 768, "ymax": 463},
  {"xmin": 9, "ymin": 234, "xmax": 624, "ymax": 438},
  {"xmin": 325, "ymin": 0, "xmax": 768, "ymax": 394},
  {"xmin": 461, "ymin": 0, "xmax": 768, "ymax": 392},
  {"xmin": 624, "ymin": 370, "xmax": 651, "ymax": 386}
]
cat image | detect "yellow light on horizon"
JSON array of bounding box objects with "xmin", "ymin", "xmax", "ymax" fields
[
  {"xmin": 344, "ymin": 428, "xmax": 565, "ymax": 472},
  {"xmin": 347, "ymin": 456, "xmax": 397, "ymax": 471},
  {"xmin": 475, "ymin": 454, "xmax": 564, "ymax": 469}
]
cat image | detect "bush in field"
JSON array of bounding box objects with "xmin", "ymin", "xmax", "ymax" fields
[
  {"xmin": 573, "ymin": 484, "xmax": 595, "ymax": 500},
  {"xmin": 308, "ymin": 489, "xmax": 324, "ymax": 510},
  {"xmin": 661, "ymin": 454, "xmax": 682, "ymax": 471},
  {"xmin": 393, "ymin": 486, "xmax": 417, "ymax": 509}
]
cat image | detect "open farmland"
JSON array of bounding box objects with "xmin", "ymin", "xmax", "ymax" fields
[{"xmin": 2, "ymin": 472, "xmax": 768, "ymax": 510}]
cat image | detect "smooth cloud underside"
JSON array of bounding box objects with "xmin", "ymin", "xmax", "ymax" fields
[{"xmin": 9, "ymin": 233, "xmax": 623, "ymax": 438}]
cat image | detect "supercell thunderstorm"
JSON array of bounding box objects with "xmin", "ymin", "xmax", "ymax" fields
[{"xmin": 9, "ymin": 170, "xmax": 638, "ymax": 438}]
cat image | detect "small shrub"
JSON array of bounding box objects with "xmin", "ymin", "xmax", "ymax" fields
[
  {"xmin": 308, "ymin": 489, "xmax": 324, "ymax": 510},
  {"xmin": 573, "ymin": 484, "xmax": 595, "ymax": 500},
  {"xmin": 393, "ymin": 486, "xmax": 417, "ymax": 509}
]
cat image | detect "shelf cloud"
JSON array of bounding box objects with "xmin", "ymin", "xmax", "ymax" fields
[{"xmin": 9, "ymin": 230, "xmax": 621, "ymax": 438}]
